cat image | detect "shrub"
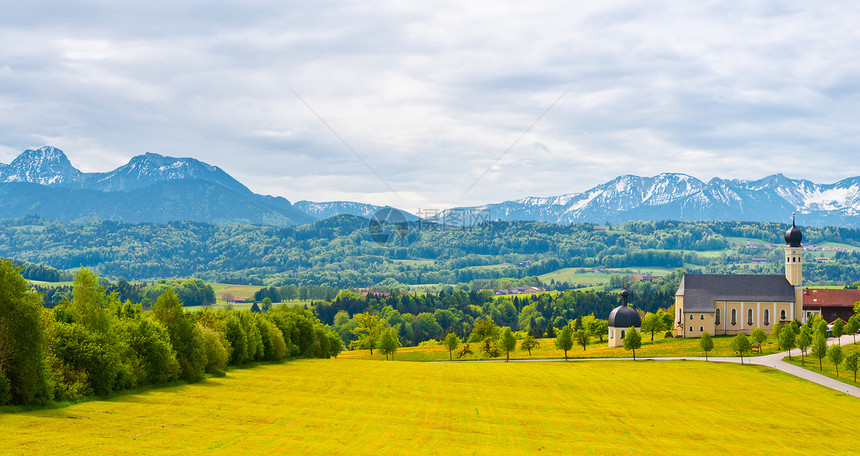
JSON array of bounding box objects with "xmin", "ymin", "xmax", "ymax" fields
[{"xmin": 664, "ymin": 331, "xmax": 674, "ymax": 339}]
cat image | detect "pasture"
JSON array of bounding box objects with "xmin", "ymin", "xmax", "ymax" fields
[
  {"xmin": 1, "ymin": 359, "xmax": 857, "ymax": 455},
  {"xmin": 338, "ymin": 333, "xmax": 784, "ymax": 362}
]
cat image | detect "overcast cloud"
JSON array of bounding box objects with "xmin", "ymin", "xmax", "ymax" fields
[{"xmin": 2, "ymin": 1, "xmax": 859, "ymax": 210}]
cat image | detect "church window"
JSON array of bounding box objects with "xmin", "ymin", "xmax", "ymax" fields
[
  {"xmin": 731, "ymin": 309, "xmax": 737, "ymax": 326},
  {"xmin": 699, "ymin": 326, "xmax": 703, "ymax": 332},
  {"xmin": 700, "ymin": 314, "xmax": 704, "ymax": 320},
  {"xmin": 747, "ymin": 309, "xmax": 753, "ymax": 326},
  {"xmin": 780, "ymin": 309, "xmax": 786, "ymax": 320},
  {"xmin": 715, "ymin": 308, "xmax": 721, "ymax": 325},
  {"xmin": 621, "ymin": 330, "xmax": 626, "ymax": 339},
  {"xmin": 689, "ymin": 326, "xmax": 693, "ymax": 332},
  {"xmin": 689, "ymin": 314, "xmax": 693, "ymax": 320},
  {"xmin": 764, "ymin": 309, "xmax": 770, "ymax": 326}
]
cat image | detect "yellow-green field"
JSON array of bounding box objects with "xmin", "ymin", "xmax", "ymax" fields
[
  {"xmin": 211, "ymin": 283, "xmax": 263, "ymax": 301},
  {"xmin": 339, "ymin": 333, "xmax": 783, "ymax": 362},
  {"xmin": 1, "ymin": 359, "xmax": 857, "ymax": 455}
]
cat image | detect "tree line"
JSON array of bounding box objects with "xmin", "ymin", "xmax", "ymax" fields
[
  {"xmin": 0, "ymin": 260, "xmax": 340, "ymax": 406},
  {"xmin": 318, "ymin": 272, "xmax": 678, "ymax": 348},
  {"xmin": 2, "ymin": 216, "xmax": 859, "ymax": 287}
]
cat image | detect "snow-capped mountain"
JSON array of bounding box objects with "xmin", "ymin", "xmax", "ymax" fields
[
  {"xmin": 0, "ymin": 146, "xmax": 310, "ymax": 225},
  {"xmin": 0, "ymin": 147, "xmax": 250, "ymax": 194},
  {"xmin": 293, "ymin": 201, "xmax": 387, "ymax": 220},
  {"xmin": 470, "ymin": 173, "xmax": 860, "ymax": 227},
  {"xmin": 80, "ymin": 152, "xmax": 252, "ymax": 194},
  {"xmin": 0, "ymin": 146, "xmax": 82, "ymax": 185},
  {"xmin": 2, "ymin": 147, "xmax": 859, "ymax": 227}
]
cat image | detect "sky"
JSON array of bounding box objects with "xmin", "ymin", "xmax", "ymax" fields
[{"xmin": 2, "ymin": 1, "xmax": 860, "ymax": 211}]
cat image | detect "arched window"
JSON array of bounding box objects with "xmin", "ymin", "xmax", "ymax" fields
[
  {"xmin": 715, "ymin": 308, "xmax": 721, "ymax": 325},
  {"xmin": 609, "ymin": 329, "xmax": 614, "ymax": 339},
  {"xmin": 620, "ymin": 330, "xmax": 626, "ymax": 339},
  {"xmin": 764, "ymin": 309, "xmax": 770, "ymax": 326},
  {"xmin": 690, "ymin": 314, "xmax": 694, "ymax": 320},
  {"xmin": 780, "ymin": 309, "xmax": 786, "ymax": 320},
  {"xmin": 689, "ymin": 326, "xmax": 693, "ymax": 332},
  {"xmin": 731, "ymin": 309, "xmax": 737, "ymax": 326},
  {"xmin": 747, "ymin": 309, "xmax": 754, "ymax": 326}
]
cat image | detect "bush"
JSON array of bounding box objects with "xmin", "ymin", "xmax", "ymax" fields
[
  {"xmin": 418, "ymin": 339, "xmax": 441, "ymax": 346},
  {"xmin": 664, "ymin": 331, "xmax": 674, "ymax": 339}
]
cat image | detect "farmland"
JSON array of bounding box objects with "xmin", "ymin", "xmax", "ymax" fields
[{"xmin": 1, "ymin": 359, "xmax": 857, "ymax": 455}]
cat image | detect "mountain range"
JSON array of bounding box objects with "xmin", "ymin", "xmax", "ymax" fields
[
  {"xmin": 467, "ymin": 173, "xmax": 860, "ymax": 227},
  {"xmin": 1, "ymin": 146, "xmax": 858, "ymax": 227}
]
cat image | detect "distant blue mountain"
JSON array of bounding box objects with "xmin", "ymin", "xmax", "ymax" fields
[{"xmin": 1, "ymin": 147, "xmax": 858, "ymax": 227}]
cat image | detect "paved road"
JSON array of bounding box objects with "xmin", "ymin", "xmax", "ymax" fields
[{"xmin": 445, "ymin": 334, "xmax": 860, "ymax": 398}]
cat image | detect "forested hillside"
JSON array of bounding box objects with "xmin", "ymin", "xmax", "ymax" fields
[{"xmin": 1, "ymin": 216, "xmax": 859, "ymax": 287}]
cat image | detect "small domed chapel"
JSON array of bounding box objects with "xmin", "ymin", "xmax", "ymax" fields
[
  {"xmin": 608, "ymin": 289, "xmax": 641, "ymax": 347},
  {"xmin": 671, "ymin": 216, "xmax": 806, "ymax": 338}
]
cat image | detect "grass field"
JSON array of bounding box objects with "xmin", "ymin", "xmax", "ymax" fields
[
  {"xmin": 1, "ymin": 359, "xmax": 857, "ymax": 455},
  {"xmin": 538, "ymin": 266, "xmax": 674, "ymax": 289},
  {"xmin": 338, "ymin": 332, "xmax": 784, "ymax": 362},
  {"xmin": 785, "ymin": 342, "xmax": 860, "ymax": 385}
]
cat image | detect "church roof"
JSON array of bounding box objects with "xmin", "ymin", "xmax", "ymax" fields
[
  {"xmin": 803, "ymin": 288, "xmax": 860, "ymax": 308},
  {"xmin": 608, "ymin": 305, "xmax": 641, "ymax": 328},
  {"xmin": 676, "ymin": 274, "xmax": 796, "ymax": 312}
]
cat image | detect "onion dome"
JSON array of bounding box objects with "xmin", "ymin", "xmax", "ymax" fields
[
  {"xmin": 608, "ymin": 289, "xmax": 641, "ymax": 328},
  {"xmin": 784, "ymin": 214, "xmax": 802, "ymax": 247}
]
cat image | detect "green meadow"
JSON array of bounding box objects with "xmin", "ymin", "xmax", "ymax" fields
[
  {"xmin": 1, "ymin": 359, "xmax": 857, "ymax": 456},
  {"xmin": 785, "ymin": 342, "xmax": 860, "ymax": 386},
  {"xmin": 338, "ymin": 333, "xmax": 784, "ymax": 362}
]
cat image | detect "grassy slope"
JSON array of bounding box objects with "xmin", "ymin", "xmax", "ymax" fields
[
  {"xmin": 784, "ymin": 342, "xmax": 860, "ymax": 385},
  {"xmin": 339, "ymin": 333, "xmax": 783, "ymax": 362},
  {"xmin": 1, "ymin": 359, "xmax": 857, "ymax": 456}
]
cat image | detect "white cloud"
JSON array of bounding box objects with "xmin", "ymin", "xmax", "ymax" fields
[{"xmin": 1, "ymin": 0, "xmax": 859, "ymax": 210}]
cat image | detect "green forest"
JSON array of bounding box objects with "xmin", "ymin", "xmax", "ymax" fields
[{"xmin": 1, "ymin": 216, "xmax": 859, "ymax": 288}]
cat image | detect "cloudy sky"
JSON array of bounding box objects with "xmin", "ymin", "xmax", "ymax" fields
[{"xmin": 1, "ymin": 1, "xmax": 859, "ymax": 211}]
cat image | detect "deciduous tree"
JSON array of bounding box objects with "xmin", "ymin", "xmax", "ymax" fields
[
  {"xmin": 844, "ymin": 351, "xmax": 860, "ymax": 382},
  {"xmin": 832, "ymin": 319, "xmax": 845, "ymax": 345},
  {"xmin": 641, "ymin": 313, "xmax": 666, "ymax": 341},
  {"xmin": 555, "ymin": 326, "xmax": 573, "ymax": 361},
  {"xmin": 750, "ymin": 328, "xmax": 767, "ymax": 353},
  {"xmin": 623, "ymin": 327, "xmax": 642, "ymax": 360},
  {"xmin": 811, "ymin": 334, "xmax": 828, "ymax": 371},
  {"xmin": 444, "ymin": 332, "xmax": 461, "ymax": 361},
  {"xmin": 779, "ymin": 326, "xmax": 796, "ymax": 360},
  {"xmin": 378, "ymin": 328, "xmax": 401, "ymax": 361},
  {"xmin": 573, "ymin": 329, "xmax": 590, "ymax": 351},
  {"xmin": 827, "ymin": 344, "xmax": 844, "ymax": 377},
  {"xmin": 845, "ymin": 315, "xmax": 859, "ymax": 345},
  {"xmin": 350, "ymin": 312, "xmax": 385, "ymax": 355},
  {"xmin": 795, "ymin": 331, "xmax": 811, "ymax": 365},
  {"xmin": 520, "ymin": 334, "xmax": 539, "ymax": 355},
  {"xmin": 730, "ymin": 333, "xmax": 751, "ymax": 365},
  {"xmin": 699, "ymin": 332, "xmax": 714, "ymax": 361},
  {"xmin": 0, "ymin": 259, "xmax": 50, "ymax": 404},
  {"xmin": 499, "ymin": 327, "xmax": 516, "ymax": 362}
]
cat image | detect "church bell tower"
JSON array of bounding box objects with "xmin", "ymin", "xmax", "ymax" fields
[{"xmin": 784, "ymin": 213, "xmax": 803, "ymax": 321}]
